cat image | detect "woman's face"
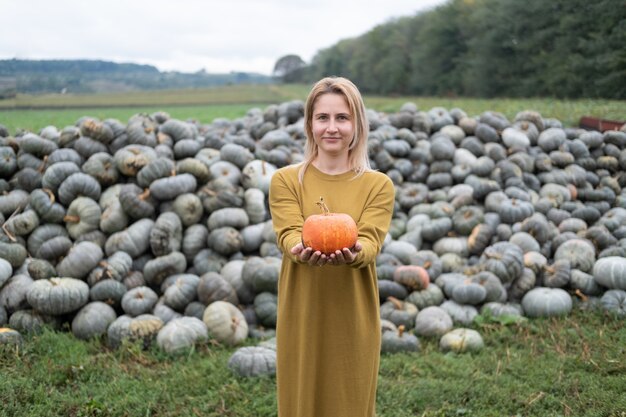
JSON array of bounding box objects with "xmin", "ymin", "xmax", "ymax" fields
[{"xmin": 311, "ymin": 93, "xmax": 355, "ymax": 157}]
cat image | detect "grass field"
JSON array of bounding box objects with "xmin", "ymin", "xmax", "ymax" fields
[
  {"xmin": 1, "ymin": 84, "xmax": 624, "ymax": 135},
  {"xmin": 1, "ymin": 307, "xmax": 625, "ymax": 417}
]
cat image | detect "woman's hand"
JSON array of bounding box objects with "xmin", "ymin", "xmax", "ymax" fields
[
  {"xmin": 291, "ymin": 241, "xmax": 362, "ymax": 266},
  {"xmin": 327, "ymin": 241, "xmax": 362, "ymax": 265},
  {"xmin": 290, "ymin": 243, "xmax": 329, "ymax": 266}
]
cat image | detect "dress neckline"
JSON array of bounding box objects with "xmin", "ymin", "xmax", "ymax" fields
[{"xmin": 307, "ymin": 163, "xmax": 356, "ymax": 181}]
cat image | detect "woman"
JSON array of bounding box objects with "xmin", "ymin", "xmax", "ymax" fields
[{"xmin": 269, "ymin": 76, "xmax": 395, "ymax": 417}]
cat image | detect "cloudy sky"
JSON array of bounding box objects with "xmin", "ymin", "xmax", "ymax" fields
[{"xmin": 0, "ymin": 0, "xmax": 446, "ymax": 75}]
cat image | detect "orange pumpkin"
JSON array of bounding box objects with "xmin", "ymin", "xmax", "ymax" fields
[{"xmin": 302, "ymin": 197, "xmax": 358, "ymax": 255}]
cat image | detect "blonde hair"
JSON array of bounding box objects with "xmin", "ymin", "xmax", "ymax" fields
[{"xmin": 298, "ymin": 76, "xmax": 371, "ymax": 183}]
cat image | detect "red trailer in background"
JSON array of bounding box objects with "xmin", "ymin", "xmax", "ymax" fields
[{"xmin": 579, "ymin": 116, "xmax": 625, "ymax": 132}]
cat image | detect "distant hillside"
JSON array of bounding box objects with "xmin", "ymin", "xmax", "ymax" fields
[{"xmin": 0, "ymin": 59, "xmax": 273, "ymax": 96}]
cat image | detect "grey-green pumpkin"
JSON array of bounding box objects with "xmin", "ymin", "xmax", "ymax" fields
[
  {"xmin": 156, "ymin": 316, "xmax": 208, "ymax": 354},
  {"xmin": 521, "ymin": 287, "xmax": 572, "ymax": 318},
  {"xmin": 228, "ymin": 346, "xmax": 276, "ymax": 377},
  {"xmin": 162, "ymin": 274, "xmax": 200, "ymax": 311},
  {"xmin": 439, "ymin": 328, "xmax": 484, "ymax": 353},
  {"xmin": 26, "ymin": 277, "xmax": 89, "ymax": 315},
  {"xmin": 0, "ymin": 328, "xmax": 23, "ymax": 345},
  {"xmin": 202, "ymin": 301, "xmax": 248, "ymax": 346},
  {"xmin": 380, "ymin": 297, "xmax": 419, "ymax": 328},
  {"xmin": 197, "ymin": 272, "xmax": 239, "ymax": 306},
  {"xmin": 600, "ymin": 290, "xmax": 626, "ymax": 318},
  {"xmin": 56, "ymin": 241, "xmax": 104, "ymax": 279},
  {"xmin": 121, "ymin": 286, "xmax": 159, "ymax": 317},
  {"xmin": 71, "ymin": 301, "xmax": 117, "ymax": 340},
  {"xmin": 253, "ymin": 292, "xmax": 277, "ymax": 328},
  {"xmin": 414, "ymin": 306, "xmax": 453, "ymax": 338},
  {"xmin": 150, "ymin": 212, "xmax": 183, "ymax": 256},
  {"xmin": 593, "ymin": 256, "xmax": 626, "ymax": 290},
  {"xmin": 381, "ymin": 325, "xmax": 420, "ymax": 354}
]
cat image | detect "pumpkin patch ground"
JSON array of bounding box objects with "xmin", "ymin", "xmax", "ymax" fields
[
  {"xmin": 1, "ymin": 98, "xmax": 626, "ymax": 415},
  {"xmin": 1, "ymin": 308, "xmax": 625, "ymax": 416}
]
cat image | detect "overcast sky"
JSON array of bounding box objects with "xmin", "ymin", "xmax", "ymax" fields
[{"xmin": 0, "ymin": 0, "xmax": 446, "ymax": 75}]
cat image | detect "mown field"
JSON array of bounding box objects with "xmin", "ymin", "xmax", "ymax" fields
[
  {"xmin": 1, "ymin": 84, "xmax": 625, "ymax": 135},
  {"xmin": 1, "ymin": 308, "xmax": 625, "ymax": 417}
]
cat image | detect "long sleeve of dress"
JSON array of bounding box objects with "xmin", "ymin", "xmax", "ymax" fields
[
  {"xmin": 269, "ymin": 168, "xmax": 304, "ymax": 262},
  {"xmin": 351, "ymin": 177, "xmax": 395, "ymax": 268}
]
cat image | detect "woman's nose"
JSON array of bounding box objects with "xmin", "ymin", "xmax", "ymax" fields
[{"xmin": 327, "ymin": 118, "xmax": 338, "ymax": 132}]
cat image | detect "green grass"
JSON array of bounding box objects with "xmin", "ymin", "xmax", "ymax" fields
[
  {"xmin": 0, "ymin": 84, "xmax": 624, "ymax": 135},
  {"xmin": 0, "ymin": 84, "xmax": 311, "ymax": 108},
  {"xmin": 0, "ymin": 104, "xmax": 270, "ymax": 136},
  {"xmin": 2, "ymin": 308, "xmax": 625, "ymax": 417}
]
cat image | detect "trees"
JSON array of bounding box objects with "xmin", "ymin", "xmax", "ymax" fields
[
  {"xmin": 301, "ymin": 0, "xmax": 625, "ymax": 99},
  {"xmin": 272, "ymin": 54, "xmax": 306, "ymax": 83}
]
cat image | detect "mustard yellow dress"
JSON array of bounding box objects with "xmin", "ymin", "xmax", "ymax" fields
[{"xmin": 269, "ymin": 164, "xmax": 395, "ymax": 417}]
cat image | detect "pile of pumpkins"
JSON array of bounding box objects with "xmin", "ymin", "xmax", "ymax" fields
[{"xmin": 1, "ymin": 102, "xmax": 626, "ymax": 378}]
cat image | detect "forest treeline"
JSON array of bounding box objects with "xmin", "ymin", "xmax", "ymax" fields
[{"xmin": 299, "ymin": 0, "xmax": 626, "ymax": 99}]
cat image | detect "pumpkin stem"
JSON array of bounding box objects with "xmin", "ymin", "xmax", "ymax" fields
[
  {"xmin": 261, "ymin": 160, "xmax": 266, "ymax": 175},
  {"xmin": 63, "ymin": 215, "xmax": 80, "ymax": 223},
  {"xmin": 574, "ymin": 289, "xmax": 588, "ymax": 302},
  {"xmin": 170, "ymin": 169, "xmax": 176, "ymax": 177},
  {"xmin": 387, "ymin": 296, "xmax": 403, "ymax": 310},
  {"xmin": 316, "ymin": 197, "xmax": 330, "ymax": 215},
  {"xmin": 157, "ymin": 132, "xmax": 169, "ymax": 144},
  {"xmin": 5, "ymin": 137, "xmax": 19, "ymax": 153},
  {"xmin": 101, "ymin": 268, "xmax": 112, "ymax": 281},
  {"xmin": 43, "ymin": 188, "xmax": 56, "ymax": 204},
  {"xmin": 398, "ymin": 325, "xmax": 405, "ymax": 337},
  {"xmin": 1, "ymin": 204, "xmax": 23, "ymax": 242},
  {"xmin": 38, "ymin": 155, "xmax": 48, "ymax": 173},
  {"xmin": 200, "ymin": 186, "xmax": 217, "ymax": 197},
  {"xmin": 1, "ymin": 222, "xmax": 16, "ymax": 242},
  {"xmin": 139, "ymin": 188, "xmax": 151, "ymax": 201},
  {"xmin": 231, "ymin": 316, "xmax": 240, "ymax": 331}
]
